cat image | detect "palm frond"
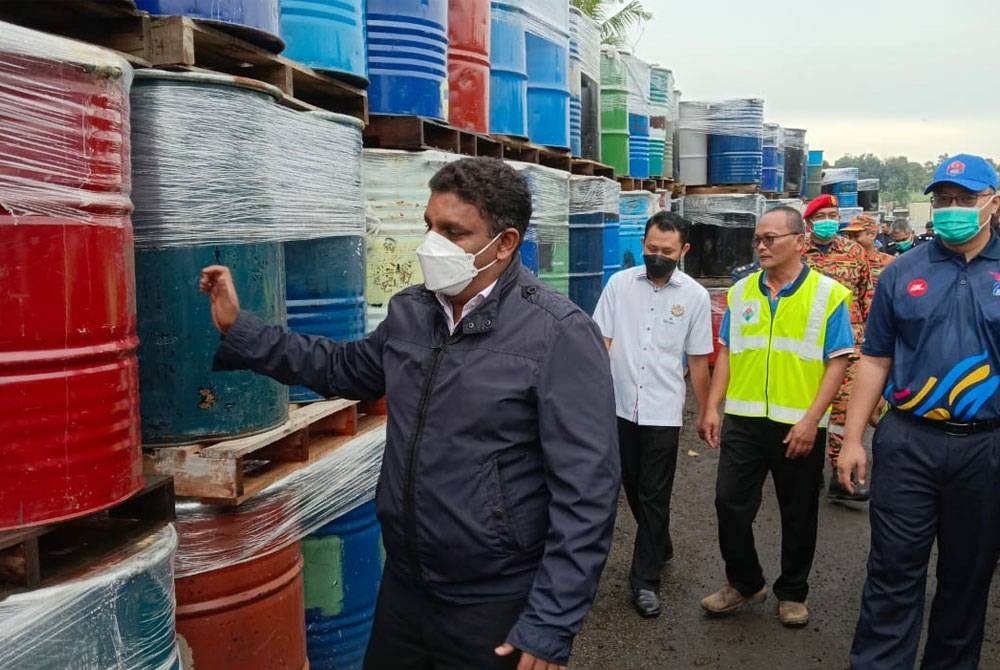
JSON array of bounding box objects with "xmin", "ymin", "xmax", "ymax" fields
[{"xmin": 599, "ymin": 1, "xmax": 652, "ymax": 45}]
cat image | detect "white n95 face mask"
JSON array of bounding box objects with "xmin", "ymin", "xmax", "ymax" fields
[{"xmin": 416, "ymin": 230, "xmax": 502, "ymax": 296}]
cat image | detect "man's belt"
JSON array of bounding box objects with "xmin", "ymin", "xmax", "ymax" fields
[{"xmin": 893, "ymin": 409, "xmax": 1000, "ymax": 437}]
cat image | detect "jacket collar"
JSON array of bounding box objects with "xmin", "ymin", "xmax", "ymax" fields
[{"xmin": 421, "ymin": 253, "xmax": 525, "ymax": 336}]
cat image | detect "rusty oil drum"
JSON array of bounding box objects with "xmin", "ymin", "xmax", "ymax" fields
[
  {"xmin": 174, "ymin": 500, "xmax": 308, "ymax": 669},
  {"xmin": 0, "ymin": 30, "xmax": 143, "ymax": 530}
]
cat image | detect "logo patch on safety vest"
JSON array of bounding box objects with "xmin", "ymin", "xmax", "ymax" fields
[{"xmin": 741, "ymin": 300, "xmax": 760, "ymax": 324}]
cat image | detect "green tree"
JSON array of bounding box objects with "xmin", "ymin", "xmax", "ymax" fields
[
  {"xmin": 571, "ymin": 0, "xmax": 652, "ymax": 46},
  {"xmin": 827, "ymin": 154, "xmax": 933, "ymax": 208}
]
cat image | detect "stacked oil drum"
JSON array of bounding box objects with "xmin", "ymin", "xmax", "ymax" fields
[
  {"xmin": 0, "ymin": 23, "xmax": 181, "ymax": 668},
  {"xmin": 1, "ymin": 4, "xmax": 830, "ymax": 666}
]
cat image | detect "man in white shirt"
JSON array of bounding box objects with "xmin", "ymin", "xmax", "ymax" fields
[{"xmin": 593, "ymin": 211, "xmax": 714, "ymax": 618}]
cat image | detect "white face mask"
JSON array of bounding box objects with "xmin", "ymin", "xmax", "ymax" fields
[{"xmin": 416, "ymin": 230, "xmax": 503, "ymax": 296}]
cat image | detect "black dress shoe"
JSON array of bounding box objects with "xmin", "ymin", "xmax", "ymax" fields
[
  {"xmin": 828, "ymin": 473, "xmax": 870, "ymax": 502},
  {"xmin": 632, "ymin": 588, "xmax": 661, "ymax": 618}
]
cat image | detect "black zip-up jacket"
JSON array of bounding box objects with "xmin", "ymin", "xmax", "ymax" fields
[{"xmin": 213, "ymin": 258, "xmax": 620, "ymax": 664}]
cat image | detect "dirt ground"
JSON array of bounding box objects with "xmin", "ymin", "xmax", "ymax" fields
[{"xmin": 572, "ymin": 401, "xmax": 1000, "ymax": 670}]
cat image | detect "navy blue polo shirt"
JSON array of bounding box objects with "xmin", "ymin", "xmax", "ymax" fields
[{"xmin": 863, "ymin": 233, "xmax": 1000, "ymax": 421}]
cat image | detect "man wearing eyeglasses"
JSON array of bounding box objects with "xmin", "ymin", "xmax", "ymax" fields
[
  {"xmin": 839, "ymin": 154, "xmax": 1000, "ymax": 669},
  {"xmin": 801, "ymin": 194, "xmax": 873, "ymax": 503},
  {"xmin": 698, "ymin": 206, "xmax": 852, "ymax": 628}
]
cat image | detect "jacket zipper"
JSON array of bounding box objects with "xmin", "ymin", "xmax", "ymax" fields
[{"xmin": 403, "ymin": 335, "xmax": 453, "ymax": 586}]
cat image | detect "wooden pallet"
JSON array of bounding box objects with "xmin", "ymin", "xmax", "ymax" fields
[
  {"xmin": 0, "ymin": 475, "xmax": 175, "ymax": 592},
  {"xmin": 570, "ymin": 158, "xmax": 615, "ymax": 179},
  {"xmin": 363, "ymin": 115, "xmax": 502, "ymax": 158},
  {"xmin": 685, "ymin": 184, "xmax": 761, "ymax": 196},
  {"xmin": 0, "ymin": 4, "xmax": 368, "ymax": 122},
  {"xmin": 0, "ymin": 0, "xmax": 153, "ymax": 67},
  {"xmin": 143, "ymin": 398, "xmax": 361, "ymax": 504},
  {"xmin": 492, "ymin": 135, "xmax": 572, "ymax": 171},
  {"xmin": 142, "ymin": 16, "xmax": 367, "ymax": 121}
]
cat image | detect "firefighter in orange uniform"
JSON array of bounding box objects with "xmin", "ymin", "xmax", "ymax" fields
[{"xmin": 801, "ymin": 195, "xmax": 873, "ymax": 502}]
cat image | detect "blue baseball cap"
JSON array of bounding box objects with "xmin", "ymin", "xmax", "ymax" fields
[{"xmin": 924, "ymin": 154, "xmax": 999, "ymax": 194}]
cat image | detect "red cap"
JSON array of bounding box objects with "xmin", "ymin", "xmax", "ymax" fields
[{"xmin": 803, "ymin": 194, "xmax": 839, "ymax": 220}]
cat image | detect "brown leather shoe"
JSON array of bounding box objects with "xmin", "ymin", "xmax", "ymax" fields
[
  {"xmin": 700, "ymin": 584, "xmax": 768, "ymax": 615},
  {"xmin": 778, "ymin": 600, "xmax": 809, "ymax": 627}
]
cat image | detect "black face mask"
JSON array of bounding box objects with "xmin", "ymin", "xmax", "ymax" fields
[{"xmin": 644, "ymin": 254, "xmax": 677, "ymax": 280}]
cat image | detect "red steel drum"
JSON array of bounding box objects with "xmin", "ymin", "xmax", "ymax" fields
[
  {"xmin": 447, "ymin": 0, "xmax": 491, "ymax": 133},
  {"xmin": 0, "ymin": 33, "xmax": 143, "ymax": 530},
  {"xmin": 175, "ymin": 499, "xmax": 308, "ymax": 670},
  {"xmin": 708, "ymin": 287, "xmax": 728, "ymax": 367}
]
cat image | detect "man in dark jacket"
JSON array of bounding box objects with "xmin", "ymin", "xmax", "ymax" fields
[{"xmin": 199, "ymin": 157, "xmax": 620, "ymax": 670}]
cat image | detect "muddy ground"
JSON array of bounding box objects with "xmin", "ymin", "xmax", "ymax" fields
[{"xmin": 572, "ymin": 402, "xmax": 1000, "ymax": 670}]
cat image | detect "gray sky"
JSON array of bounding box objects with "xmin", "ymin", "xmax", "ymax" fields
[{"xmin": 628, "ymin": 0, "xmax": 998, "ymax": 163}]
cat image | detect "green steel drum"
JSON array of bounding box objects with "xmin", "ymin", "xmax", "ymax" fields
[{"xmin": 600, "ymin": 48, "xmax": 629, "ymax": 176}]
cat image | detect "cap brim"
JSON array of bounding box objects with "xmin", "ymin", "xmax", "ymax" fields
[{"xmin": 924, "ymin": 177, "xmax": 993, "ymax": 195}]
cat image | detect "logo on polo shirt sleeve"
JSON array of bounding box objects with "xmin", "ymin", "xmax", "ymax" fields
[
  {"xmin": 991, "ymin": 272, "xmax": 1000, "ymax": 297},
  {"xmin": 907, "ymin": 278, "xmax": 928, "ymax": 297}
]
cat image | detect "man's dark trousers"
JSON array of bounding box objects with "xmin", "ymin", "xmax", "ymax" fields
[
  {"xmin": 618, "ymin": 417, "xmax": 681, "ymax": 592},
  {"xmin": 364, "ymin": 568, "xmax": 528, "ymax": 670},
  {"xmin": 850, "ymin": 411, "xmax": 1000, "ymax": 670},
  {"xmin": 715, "ymin": 414, "xmax": 825, "ymax": 602}
]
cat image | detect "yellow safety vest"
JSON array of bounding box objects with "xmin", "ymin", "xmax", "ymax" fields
[{"xmin": 725, "ymin": 268, "xmax": 851, "ymax": 426}]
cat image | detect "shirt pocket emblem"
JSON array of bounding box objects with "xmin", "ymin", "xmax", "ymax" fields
[{"xmin": 671, "ymin": 303, "xmax": 686, "ymax": 317}]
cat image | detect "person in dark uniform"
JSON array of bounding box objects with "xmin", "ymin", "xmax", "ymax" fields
[
  {"xmin": 839, "ymin": 154, "xmax": 1000, "ymax": 669},
  {"xmin": 887, "ymin": 220, "xmax": 922, "ymax": 255}
]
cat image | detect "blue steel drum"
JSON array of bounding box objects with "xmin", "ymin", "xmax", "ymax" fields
[
  {"xmin": 826, "ymin": 180, "xmax": 859, "ymax": 194},
  {"xmin": 135, "ymin": 245, "xmax": 289, "ymax": 444},
  {"xmin": 807, "ymin": 149, "xmax": 824, "ymax": 166},
  {"xmin": 521, "ymin": 224, "xmax": 539, "ymax": 274},
  {"xmin": 761, "ymin": 123, "xmax": 782, "ymax": 192},
  {"xmin": 822, "ymin": 167, "xmax": 860, "ymax": 208},
  {"xmin": 280, "ymin": 0, "xmax": 367, "ymax": 82},
  {"xmin": 569, "ymin": 209, "xmax": 603, "ymax": 314},
  {"xmin": 131, "ymin": 71, "xmax": 289, "ymax": 446},
  {"xmin": 628, "ymin": 113, "xmax": 650, "ymax": 179},
  {"xmin": 835, "ymin": 192, "xmax": 859, "ymax": 208},
  {"xmin": 135, "ymin": 0, "xmax": 283, "ymax": 51},
  {"xmin": 602, "ymin": 178, "xmax": 621, "ymax": 284},
  {"xmin": 285, "ymin": 236, "xmax": 366, "ymax": 402},
  {"xmin": 525, "ymin": 31, "xmax": 570, "ymax": 148},
  {"xmin": 569, "ymin": 176, "xmax": 604, "ymax": 314},
  {"xmin": 603, "ymin": 215, "xmax": 620, "ymax": 284},
  {"xmin": 303, "ymin": 501, "xmax": 383, "ymax": 670},
  {"xmin": 0, "ymin": 526, "xmax": 182, "ymax": 670},
  {"xmin": 568, "ymin": 7, "xmax": 582, "ymax": 156},
  {"xmin": 619, "ymin": 191, "xmax": 651, "ymax": 270},
  {"xmin": 570, "ymin": 95, "xmax": 583, "ymax": 156},
  {"xmin": 490, "ymin": 1, "xmax": 528, "ymax": 137},
  {"xmin": 762, "ymin": 146, "xmax": 779, "ymax": 192},
  {"xmin": 366, "ymin": 0, "xmax": 449, "ymax": 119},
  {"xmin": 709, "ymin": 134, "xmax": 762, "ymax": 185}
]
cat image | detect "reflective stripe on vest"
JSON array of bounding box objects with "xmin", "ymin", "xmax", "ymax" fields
[{"xmin": 725, "ymin": 269, "xmax": 848, "ymax": 426}]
